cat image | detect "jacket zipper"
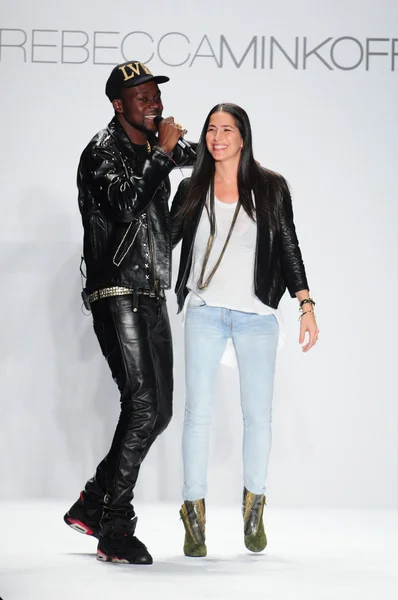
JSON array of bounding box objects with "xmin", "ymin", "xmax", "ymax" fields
[
  {"xmin": 146, "ymin": 214, "xmax": 158, "ymax": 291},
  {"xmin": 144, "ymin": 181, "xmax": 165, "ymax": 292}
]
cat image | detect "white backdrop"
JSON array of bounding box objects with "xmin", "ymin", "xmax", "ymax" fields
[{"xmin": 0, "ymin": 0, "xmax": 397, "ymax": 508}]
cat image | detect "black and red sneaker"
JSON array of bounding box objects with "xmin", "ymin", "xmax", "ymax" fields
[
  {"xmin": 96, "ymin": 518, "xmax": 153, "ymax": 565},
  {"xmin": 63, "ymin": 491, "xmax": 102, "ymax": 539}
]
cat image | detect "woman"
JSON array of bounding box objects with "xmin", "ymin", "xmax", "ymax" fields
[{"xmin": 171, "ymin": 103, "xmax": 318, "ymax": 557}]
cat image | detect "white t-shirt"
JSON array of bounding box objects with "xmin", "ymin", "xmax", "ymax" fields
[{"xmin": 185, "ymin": 195, "xmax": 285, "ymax": 362}]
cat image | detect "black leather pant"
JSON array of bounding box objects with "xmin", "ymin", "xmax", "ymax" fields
[{"xmin": 84, "ymin": 294, "xmax": 173, "ymax": 522}]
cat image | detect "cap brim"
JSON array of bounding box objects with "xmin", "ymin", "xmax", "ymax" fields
[{"xmin": 124, "ymin": 74, "xmax": 170, "ymax": 88}]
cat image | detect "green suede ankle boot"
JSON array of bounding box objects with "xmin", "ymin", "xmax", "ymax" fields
[
  {"xmin": 242, "ymin": 487, "xmax": 267, "ymax": 552},
  {"xmin": 179, "ymin": 499, "xmax": 207, "ymax": 557}
]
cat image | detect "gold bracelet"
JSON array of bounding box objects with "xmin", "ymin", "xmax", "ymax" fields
[{"xmin": 300, "ymin": 298, "xmax": 315, "ymax": 309}]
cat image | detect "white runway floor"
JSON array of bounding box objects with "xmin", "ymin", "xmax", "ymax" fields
[{"xmin": 1, "ymin": 501, "xmax": 397, "ymax": 600}]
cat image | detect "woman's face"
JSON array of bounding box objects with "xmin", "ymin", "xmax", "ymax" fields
[{"xmin": 205, "ymin": 111, "xmax": 243, "ymax": 163}]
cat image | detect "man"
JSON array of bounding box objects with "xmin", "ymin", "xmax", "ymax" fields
[{"xmin": 63, "ymin": 60, "xmax": 194, "ymax": 565}]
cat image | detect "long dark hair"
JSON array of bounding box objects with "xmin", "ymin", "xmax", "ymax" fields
[{"xmin": 177, "ymin": 103, "xmax": 278, "ymax": 227}]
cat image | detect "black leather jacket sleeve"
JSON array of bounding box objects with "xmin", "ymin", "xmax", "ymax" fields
[
  {"xmin": 278, "ymin": 177, "xmax": 309, "ymax": 296},
  {"xmin": 170, "ymin": 142, "xmax": 197, "ymax": 169},
  {"xmin": 171, "ymin": 178, "xmax": 190, "ymax": 248},
  {"xmin": 81, "ymin": 144, "xmax": 176, "ymax": 223}
]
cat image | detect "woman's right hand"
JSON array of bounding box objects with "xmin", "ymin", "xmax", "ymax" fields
[{"xmin": 299, "ymin": 311, "xmax": 319, "ymax": 352}]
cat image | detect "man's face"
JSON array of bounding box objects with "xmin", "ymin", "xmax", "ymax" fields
[{"xmin": 113, "ymin": 81, "xmax": 163, "ymax": 134}]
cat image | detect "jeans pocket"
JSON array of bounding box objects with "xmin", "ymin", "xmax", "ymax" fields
[
  {"xmin": 188, "ymin": 293, "xmax": 207, "ymax": 308},
  {"xmin": 112, "ymin": 296, "xmax": 134, "ymax": 313}
]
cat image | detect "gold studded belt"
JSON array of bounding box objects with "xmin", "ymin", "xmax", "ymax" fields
[{"xmin": 88, "ymin": 286, "xmax": 165, "ymax": 304}]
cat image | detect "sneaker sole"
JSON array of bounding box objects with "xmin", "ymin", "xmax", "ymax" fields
[
  {"xmin": 63, "ymin": 514, "xmax": 100, "ymax": 539},
  {"xmin": 96, "ymin": 549, "xmax": 153, "ymax": 565},
  {"xmin": 97, "ymin": 550, "xmax": 129, "ymax": 564}
]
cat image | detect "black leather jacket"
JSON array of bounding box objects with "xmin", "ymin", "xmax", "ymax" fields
[
  {"xmin": 78, "ymin": 117, "xmax": 194, "ymax": 293},
  {"xmin": 171, "ymin": 171, "xmax": 309, "ymax": 312}
]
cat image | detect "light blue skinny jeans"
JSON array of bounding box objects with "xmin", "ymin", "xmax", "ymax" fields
[{"xmin": 183, "ymin": 300, "xmax": 279, "ymax": 500}]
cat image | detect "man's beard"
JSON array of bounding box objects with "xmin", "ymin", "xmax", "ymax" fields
[{"xmin": 126, "ymin": 117, "xmax": 153, "ymax": 135}]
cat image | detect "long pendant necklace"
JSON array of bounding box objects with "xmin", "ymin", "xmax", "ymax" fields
[{"xmin": 197, "ymin": 179, "xmax": 241, "ymax": 290}]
